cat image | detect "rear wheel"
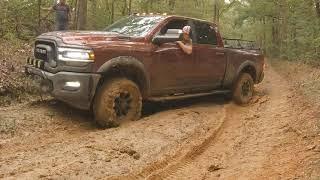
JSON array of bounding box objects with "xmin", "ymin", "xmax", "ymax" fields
[
  {"xmin": 233, "ymin": 73, "xmax": 254, "ymax": 105},
  {"xmin": 93, "ymin": 78, "xmax": 142, "ymax": 128}
]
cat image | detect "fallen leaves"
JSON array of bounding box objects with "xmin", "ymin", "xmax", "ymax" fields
[
  {"xmin": 0, "ymin": 60, "xmax": 20, "ymax": 94},
  {"xmin": 0, "ymin": 40, "xmax": 38, "ymax": 104}
]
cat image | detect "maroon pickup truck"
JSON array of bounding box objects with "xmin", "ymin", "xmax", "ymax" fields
[{"xmin": 25, "ymin": 14, "xmax": 264, "ymax": 128}]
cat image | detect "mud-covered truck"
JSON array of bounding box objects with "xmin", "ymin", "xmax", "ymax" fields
[{"xmin": 25, "ymin": 14, "xmax": 265, "ymax": 127}]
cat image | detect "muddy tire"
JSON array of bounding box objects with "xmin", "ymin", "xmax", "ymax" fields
[
  {"xmin": 93, "ymin": 78, "xmax": 142, "ymax": 128},
  {"xmin": 233, "ymin": 73, "xmax": 254, "ymax": 105}
]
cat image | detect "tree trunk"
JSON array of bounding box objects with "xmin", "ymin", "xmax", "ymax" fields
[
  {"xmin": 213, "ymin": 0, "xmax": 220, "ymax": 24},
  {"xmin": 214, "ymin": 2, "xmax": 218, "ymax": 23},
  {"xmin": 111, "ymin": 0, "xmax": 115, "ymax": 23},
  {"xmin": 37, "ymin": 0, "xmax": 41, "ymax": 31},
  {"xmin": 263, "ymin": 17, "xmax": 267, "ymax": 55},
  {"xmin": 128, "ymin": 0, "xmax": 132, "ymax": 15},
  {"xmin": 315, "ymin": 0, "xmax": 320, "ymax": 17},
  {"xmin": 76, "ymin": 0, "xmax": 87, "ymax": 30},
  {"xmin": 91, "ymin": 0, "xmax": 97, "ymax": 29},
  {"xmin": 122, "ymin": 0, "xmax": 127, "ymax": 16}
]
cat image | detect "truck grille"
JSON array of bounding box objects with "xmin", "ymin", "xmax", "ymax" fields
[
  {"xmin": 35, "ymin": 47, "xmax": 48, "ymax": 60},
  {"xmin": 34, "ymin": 41, "xmax": 56, "ymax": 62}
]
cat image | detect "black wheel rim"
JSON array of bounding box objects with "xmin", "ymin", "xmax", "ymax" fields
[
  {"xmin": 114, "ymin": 92, "xmax": 132, "ymax": 118},
  {"xmin": 242, "ymin": 80, "xmax": 252, "ymax": 97}
]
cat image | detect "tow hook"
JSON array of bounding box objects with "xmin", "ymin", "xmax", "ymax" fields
[{"xmin": 40, "ymin": 79, "xmax": 53, "ymax": 93}]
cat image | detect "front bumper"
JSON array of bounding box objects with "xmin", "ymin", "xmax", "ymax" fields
[{"xmin": 25, "ymin": 65, "xmax": 101, "ymax": 110}]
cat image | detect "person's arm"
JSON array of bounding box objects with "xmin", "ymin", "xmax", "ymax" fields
[
  {"xmin": 42, "ymin": 4, "xmax": 56, "ymax": 11},
  {"xmin": 42, "ymin": 5, "xmax": 55, "ymax": 18},
  {"xmin": 41, "ymin": 7, "xmax": 52, "ymax": 11},
  {"xmin": 177, "ymin": 41, "xmax": 193, "ymax": 55}
]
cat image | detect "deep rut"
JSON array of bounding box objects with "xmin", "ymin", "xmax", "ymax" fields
[
  {"xmin": 146, "ymin": 106, "xmax": 231, "ymax": 180},
  {"xmin": 109, "ymin": 105, "xmax": 229, "ymax": 180}
]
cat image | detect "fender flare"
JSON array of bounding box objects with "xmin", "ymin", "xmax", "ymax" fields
[
  {"xmin": 235, "ymin": 60, "xmax": 257, "ymax": 82},
  {"xmin": 97, "ymin": 56, "xmax": 150, "ymax": 97}
]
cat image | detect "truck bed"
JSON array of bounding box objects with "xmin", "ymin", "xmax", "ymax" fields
[{"xmin": 223, "ymin": 38, "xmax": 261, "ymax": 51}]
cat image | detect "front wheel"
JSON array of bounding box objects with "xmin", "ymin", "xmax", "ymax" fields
[
  {"xmin": 233, "ymin": 73, "xmax": 254, "ymax": 105},
  {"xmin": 93, "ymin": 78, "xmax": 142, "ymax": 128}
]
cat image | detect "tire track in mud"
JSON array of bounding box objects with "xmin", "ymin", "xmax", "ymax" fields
[
  {"xmin": 111, "ymin": 104, "xmax": 231, "ymax": 180},
  {"xmin": 145, "ymin": 104, "xmax": 235, "ymax": 180}
]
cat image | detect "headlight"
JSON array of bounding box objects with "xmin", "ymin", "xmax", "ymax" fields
[{"xmin": 58, "ymin": 48, "xmax": 95, "ymax": 62}]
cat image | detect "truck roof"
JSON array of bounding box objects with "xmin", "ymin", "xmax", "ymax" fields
[{"xmin": 132, "ymin": 13, "xmax": 218, "ymax": 27}]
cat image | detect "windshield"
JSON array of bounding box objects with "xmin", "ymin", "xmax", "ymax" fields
[{"xmin": 104, "ymin": 16, "xmax": 165, "ymax": 37}]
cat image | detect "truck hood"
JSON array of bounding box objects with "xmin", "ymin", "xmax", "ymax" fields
[{"xmin": 39, "ymin": 31, "xmax": 142, "ymax": 45}]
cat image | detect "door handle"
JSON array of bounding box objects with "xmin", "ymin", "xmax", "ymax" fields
[{"xmin": 216, "ymin": 52, "xmax": 225, "ymax": 56}]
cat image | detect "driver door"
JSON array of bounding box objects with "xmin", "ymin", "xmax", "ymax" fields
[{"xmin": 150, "ymin": 19, "xmax": 196, "ymax": 96}]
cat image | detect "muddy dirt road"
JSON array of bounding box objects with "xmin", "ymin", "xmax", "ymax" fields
[{"xmin": 0, "ymin": 66, "xmax": 319, "ymax": 179}]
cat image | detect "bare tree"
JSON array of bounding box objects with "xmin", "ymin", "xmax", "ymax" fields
[
  {"xmin": 76, "ymin": 0, "xmax": 87, "ymax": 30},
  {"xmin": 315, "ymin": 0, "xmax": 320, "ymax": 17},
  {"xmin": 37, "ymin": 0, "xmax": 42, "ymax": 29},
  {"xmin": 213, "ymin": 1, "xmax": 219, "ymax": 23},
  {"xmin": 128, "ymin": 0, "xmax": 132, "ymax": 15},
  {"xmin": 111, "ymin": 0, "xmax": 114, "ymax": 23}
]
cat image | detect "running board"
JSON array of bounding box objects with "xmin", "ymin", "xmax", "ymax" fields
[{"xmin": 148, "ymin": 90, "xmax": 231, "ymax": 102}]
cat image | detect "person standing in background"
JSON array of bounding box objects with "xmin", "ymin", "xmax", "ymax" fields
[{"xmin": 43, "ymin": 0, "xmax": 71, "ymax": 31}]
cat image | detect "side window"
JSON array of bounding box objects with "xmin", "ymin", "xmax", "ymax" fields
[
  {"xmin": 195, "ymin": 22, "xmax": 217, "ymax": 45},
  {"xmin": 159, "ymin": 19, "xmax": 190, "ymax": 36}
]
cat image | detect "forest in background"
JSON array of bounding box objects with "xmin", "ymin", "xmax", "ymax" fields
[{"xmin": 0, "ymin": 0, "xmax": 320, "ymax": 62}]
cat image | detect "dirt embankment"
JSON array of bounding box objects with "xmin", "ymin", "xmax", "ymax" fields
[
  {"xmin": 0, "ymin": 60, "xmax": 319, "ymax": 179},
  {"xmin": 0, "ymin": 40, "xmax": 38, "ymax": 106},
  {"xmin": 271, "ymin": 60, "xmax": 320, "ymax": 108}
]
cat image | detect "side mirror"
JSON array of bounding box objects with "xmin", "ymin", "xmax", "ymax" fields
[{"xmin": 152, "ymin": 29, "xmax": 183, "ymax": 45}]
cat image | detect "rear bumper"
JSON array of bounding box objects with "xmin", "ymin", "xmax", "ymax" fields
[{"xmin": 25, "ymin": 65, "xmax": 101, "ymax": 110}]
